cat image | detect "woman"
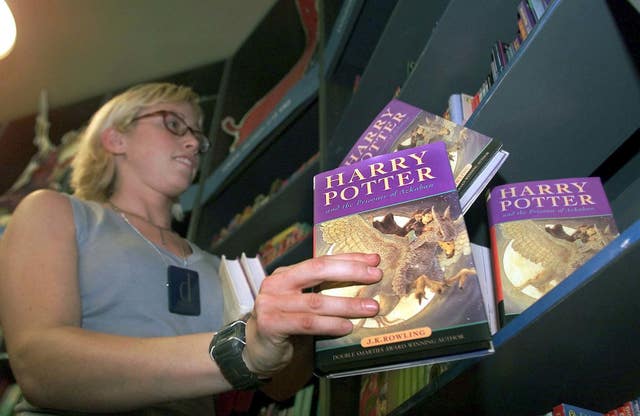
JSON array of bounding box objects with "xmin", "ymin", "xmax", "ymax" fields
[{"xmin": 0, "ymin": 83, "xmax": 381, "ymax": 414}]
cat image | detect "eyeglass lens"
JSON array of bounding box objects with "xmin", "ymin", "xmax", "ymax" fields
[{"xmin": 161, "ymin": 112, "xmax": 210, "ymax": 153}]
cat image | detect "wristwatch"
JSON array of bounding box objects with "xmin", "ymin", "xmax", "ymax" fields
[{"xmin": 209, "ymin": 318, "xmax": 269, "ymax": 390}]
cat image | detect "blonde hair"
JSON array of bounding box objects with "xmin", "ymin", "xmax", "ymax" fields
[{"xmin": 70, "ymin": 82, "xmax": 202, "ymax": 201}]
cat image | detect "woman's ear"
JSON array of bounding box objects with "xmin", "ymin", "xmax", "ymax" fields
[{"xmin": 101, "ymin": 127, "xmax": 126, "ymax": 154}]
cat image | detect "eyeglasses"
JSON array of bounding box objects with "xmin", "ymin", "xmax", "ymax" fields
[{"xmin": 131, "ymin": 110, "xmax": 210, "ymax": 154}]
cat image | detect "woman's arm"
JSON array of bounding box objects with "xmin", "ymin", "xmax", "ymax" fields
[
  {"xmin": 0, "ymin": 190, "xmax": 382, "ymax": 412},
  {"xmin": 0, "ymin": 190, "xmax": 228, "ymax": 411}
]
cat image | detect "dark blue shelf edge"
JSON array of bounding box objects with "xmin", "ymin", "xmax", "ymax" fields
[{"xmin": 322, "ymin": 0, "xmax": 364, "ymax": 78}]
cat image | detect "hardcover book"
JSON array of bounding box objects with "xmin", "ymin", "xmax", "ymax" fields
[
  {"xmin": 447, "ymin": 92, "xmax": 475, "ymax": 126},
  {"xmin": 219, "ymin": 253, "xmax": 266, "ymax": 324},
  {"xmin": 313, "ymin": 141, "xmax": 493, "ymax": 378},
  {"xmin": 552, "ymin": 403, "xmax": 603, "ymax": 416},
  {"xmin": 239, "ymin": 252, "xmax": 266, "ymax": 297},
  {"xmin": 487, "ymin": 177, "xmax": 619, "ymax": 326},
  {"xmin": 340, "ymin": 97, "xmax": 508, "ymax": 213}
]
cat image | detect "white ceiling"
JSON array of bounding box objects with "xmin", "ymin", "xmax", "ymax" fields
[{"xmin": 0, "ymin": 0, "xmax": 277, "ymax": 124}]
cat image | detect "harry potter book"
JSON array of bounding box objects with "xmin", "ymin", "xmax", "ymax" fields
[
  {"xmin": 341, "ymin": 98, "xmax": 508, "ymax": 213},
  {"xmin": 487, "ymin": 177, "xmax": 619, "ymax": 326},
  {"xmin": 313, "ymin": 142, "xmax": 493, "ymax": 378}
]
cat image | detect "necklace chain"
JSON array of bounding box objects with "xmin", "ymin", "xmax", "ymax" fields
[
  {"xmin": 108, "ymin": 201, "xmax": 172, "ymax": 230},
  {"xmin": 109, "ymin": 201, "xmax": 172, "ymax": 245},
  {"xmin": 109, "ymin": 202, "xmax": 188, "ymax": 267}
]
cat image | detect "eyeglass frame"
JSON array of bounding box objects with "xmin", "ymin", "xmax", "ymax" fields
[{"xmin": 130, "ymin": 110, "xmax": 210, "ymax": 154}]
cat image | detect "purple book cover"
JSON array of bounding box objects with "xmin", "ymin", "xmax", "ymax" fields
[
  {"xmin": 340, "ymin": 99, "xmax": 423, "ymax": 166},
  {"xmin": 313, "ymin": 142, "xmax": 492, "ymax": 377},
  {"xmin": 340, "ymin": 97, "xmax": 506, "ymax": 213},
  {"xmin": 487, "ymin": 177, "xmax": 619, "ymax": 323},
  {"xmin": 317, "ymin": 142, "xmax": 455, "ymax": 223}
]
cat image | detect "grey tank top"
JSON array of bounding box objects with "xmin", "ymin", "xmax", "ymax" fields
[
  {"xmin": 14, "ymin": 195, "xmax": 224, "ymax": 415},
  {"xmin": 70, "ymin": 194, "xmax": 224, "ymax": 336}
]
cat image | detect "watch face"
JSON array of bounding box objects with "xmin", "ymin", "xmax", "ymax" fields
[
  {"xmin": 211, "ymin": 321, "xmax": 246, "ymax": 362},
  {"xmin": 223, "ymin": 320, "xmax": 245, "ymax": 340}
]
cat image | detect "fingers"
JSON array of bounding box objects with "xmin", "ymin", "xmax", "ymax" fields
[
  {"xmin": 253, "ymin": 290, "xmax": 379, "ymax": 338},
  {"xmin": 246, "ymin": 252, "xmax": 383, "ymax": 369},
  {"xmin": 264, "ymin": 253, "xmax": 382, "ymax": 292},
  {"xmin": 254, "ymin": 252, "xmax": 382, "ymax": 337}
]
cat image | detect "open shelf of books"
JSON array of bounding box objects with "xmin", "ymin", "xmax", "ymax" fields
[
  {"xmin": 185, "ymin": 0, "xmax": 371, "ymax": 253},
  {"xmin": 312, "ymin": 0, "xmax": 639, "ymax": 415},
  {"xmin": 209, "ymin": 155, "xmax": 318, "ymax": 258},
  {"xmin": 323, "ymin": 0, "xmax": 449, "ymax": 170},
  {"xmin": 176, "ymin": 0, "xmax": 639, "ymax": 414}
]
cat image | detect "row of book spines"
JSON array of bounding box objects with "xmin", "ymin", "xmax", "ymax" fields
[
  {"xmin": 258, "ymin": 383, "xmax": 315, "ymax": 416},
  {"xmin": 258, "ymin": 222, "xmax": 312, "ymax": 267},
  {"xmin": 443, "ymin": 0, "xmax": 553, "ymax": 125},
  {"xmin": 603, "ymin": 399, "xmax": 640, "ymax": 416},
  {"xmin": 209, "ymin": 175, "xmax": 285, "ymax": 247},
  {"xmin": 209, "ymin": 152, "xmax": 318, "ymax": 250},
  {"xmin": 359, "ymin": 363, "xmax": 450, "ymax": 416},
  {"xmin": 547, "ymin": 398, "xmax": 640, "ymax": 416},
  {"xmin": 480, "ymin": 0, "xmax": 552, "ymax": 105}
]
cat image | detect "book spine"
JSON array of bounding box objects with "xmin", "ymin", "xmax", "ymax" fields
[
  {"xmin": 490, "ymin": 49, "xmax": 499, "ymax": 81},
  {"xmin": 460, "ymin": 93, "xmax": 474, "ymax": 122},
  {"xmin": 488, "ymin": 223, "xmax": 506, "ymax": 328},
  {"xmin": 455, "ymin": 138, "xmax": 502, "ymax": 198},
  {"xmin": 517, "ymin": 0, "xmax": 536, "ymax": 34},
  {"xmin": 615, "ymin": 402, "xmax": 634, "ymax": 416},
  {"xmin": 553, "ymin": 404, "xmax": 603, "ymax": 416},
  {"xmin": 517, "ymin": 14, "xmax": 528, "ymax": 41},
  {"xmin": 448, "ymin": 94, "xmax": 464, "ymax": 125},
  {"xmin": 528, "ymin": 0, "xmax": 547, "ymax": 20},
  {"xmin": 498, "ymin": 41, "xmax": 509, "ymax": 71}
]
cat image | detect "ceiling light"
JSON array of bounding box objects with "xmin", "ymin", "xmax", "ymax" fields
[{"xmin": 0, "ymin": 0, "xmax": 17, "ymax": 60}]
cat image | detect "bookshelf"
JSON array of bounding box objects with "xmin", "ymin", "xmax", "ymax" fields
[
  {"xmin": 182, "ymin": 0, "xmax": 324, "ymax": 259},
  {"xmin": 314, "ymin": 0, "xmax": 639, "ymax": 414},
  {"xmin": 184, "ymin": 0, "xmax": 395, "ymax": 266},
  {"xmin": 180, "ymin": 0, "xmax": 639, "ymax": 414}
]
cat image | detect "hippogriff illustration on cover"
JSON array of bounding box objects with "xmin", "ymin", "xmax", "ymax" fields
[
  {"xmin": 390, "ymin": 113, "xmax": 490, "ymax": 186},
  {"xmin": 316, "ymin": 193, "xmax": 486, "ymax": 335},
  {"xmin": 496, "ymin": 217, "xmax": 618, "ymax": 311}
]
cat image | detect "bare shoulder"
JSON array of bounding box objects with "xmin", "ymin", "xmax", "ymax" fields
[
  {"xmin": 7, "ymin": 189, "xmax": 74, "ymax": 234},
  {"xmin": 18, "ymin": 188, "xmax": 71, "ymax": 206},
  {"xmin": 13, "ymin": 189, "xmax": 72, "ymax": 216}
]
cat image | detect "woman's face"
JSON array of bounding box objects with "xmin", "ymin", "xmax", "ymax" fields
[{"xmin": 118, "ymin": 101, "xmax": 202, "ymax": 198}]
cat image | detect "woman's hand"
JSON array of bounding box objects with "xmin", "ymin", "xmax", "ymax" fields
[{"xmin": 243, "ymin": 252, "xmax": 382, "ymax": 377}]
